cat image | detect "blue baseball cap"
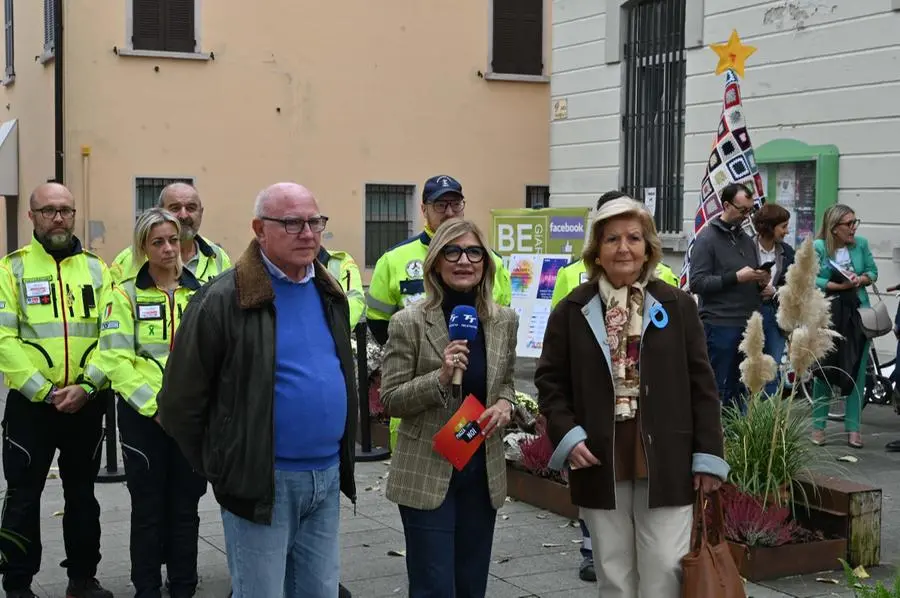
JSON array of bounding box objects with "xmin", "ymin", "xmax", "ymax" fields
[{"xmin": 423, "ymin": 175, "xmax": 464, "ymax": 203}]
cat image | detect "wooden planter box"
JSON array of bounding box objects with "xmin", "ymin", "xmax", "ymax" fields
[
  {"xmin": 728, "ymin": 537, "xmax": 848, "ymax": 582},
  {"xmin": 505, "ymin": 463, "xmax": 578, "ymax": 520},
  {"xmin": 793, "ymin": 474, "xmax": 882, "ymax": 567}
]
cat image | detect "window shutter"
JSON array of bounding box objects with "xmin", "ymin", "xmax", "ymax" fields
[
  {"xmin": 132, "ymin": 0, "xmax": 164, "ymax": 51},
  {"xmin": 4, "ymin": 0, "xmax": 13, "ymax": 77},
  {"xmin": 492, "ymin": 0, "xmax": 543, "ymax": 76},
  {"xmin": 164, "ymin": 0, "xmax": 195, "ymax": 53},
  {"xmin": 43, "ymin": 0, "xmax": 54, "ymax": 53}
]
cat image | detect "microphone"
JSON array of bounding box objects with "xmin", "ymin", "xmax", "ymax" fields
[{"xmin": 447, "ymin": 305, "xmax": 479, "ymax": 394}]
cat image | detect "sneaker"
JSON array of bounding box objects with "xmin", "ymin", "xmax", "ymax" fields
[
  {"xmin": 579, "ymin": 557, "xmax": 596, "ymax": 582},
  {"xmin": 66, "ymin": 578, "xmax": 113, "ymax": 598},
  {"xmin": 5, "ymin": 589, "xmax": 39, "ymax": 598}
]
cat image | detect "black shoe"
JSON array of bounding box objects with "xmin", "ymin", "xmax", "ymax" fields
[
  {"xmin": 66, "ymin": 578, "xmax": 114, "ymax": 598},
  {"xmin": 339, "ymin": 583, "xmax": 352, "ymax": 598},
  {"xmin": 579, "ymin": 557, "xmax": 596, "ymax": 582},
  {"xmin": 5, "ymin": 589, "xmax": 39, "ymax": 598}
]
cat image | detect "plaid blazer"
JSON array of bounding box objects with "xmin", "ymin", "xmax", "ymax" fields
[{"xmin": 380, "ymin": 302, "xmax": 519, "ymax": 510}]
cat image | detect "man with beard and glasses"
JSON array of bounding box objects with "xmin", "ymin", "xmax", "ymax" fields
[
  {"xmin": 0, "ymin": 183, "xmax": 114, "ymax": 598},
  {"xmin": 111, "ymin": 182, "xmax": 232, "ymax": 283}
]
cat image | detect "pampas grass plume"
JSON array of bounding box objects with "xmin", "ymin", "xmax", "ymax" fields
[{"xmin": 739, "ymin": 312, "xmax": 777, "ymax": 395}]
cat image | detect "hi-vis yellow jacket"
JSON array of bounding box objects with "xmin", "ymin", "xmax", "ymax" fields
[
  {"xmin": 549, "ymin": 259, "xmax": 680, "ymax": 308},
  {"xmin": 365, "ymin": 231, "xmax": 512, "ymax": 324},
  {"xmin": 318, "ymin": 247, "xmax": 364, "ymax": 329},
  {"xmin": 110, "ymin": 235, "xmax": 231, "ymax": 284},
  {"xmin": 0, "ymin": 236, "xmax": 112, "ymax": 401},
  {"xmin": 88, "ymin": 264, "xmax": 201, "ymax": 417}
]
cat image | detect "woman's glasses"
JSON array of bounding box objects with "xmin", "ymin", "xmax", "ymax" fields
[
  {"xmin": 838, "ymin": 218, "xmax": 861, "ymax": 229},
  {"xmin": 441, "ymin": 244, "xmax": 486, "ymax": 263}
]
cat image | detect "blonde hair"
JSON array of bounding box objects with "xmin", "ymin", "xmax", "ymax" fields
[
  {"xmin": 582, "ymin": 197, "xmax": 663, "ymax": 283},
  {"xmin": 133, "ymin": 208, "xmax": 183, "ymax": 277},
  {"xmin": 817, "ymin": 203, "xmax": 856, "ymax": 257},
  {"xmin": 423, "ymin": 218, "xmax": 497, "ymax": 320}
]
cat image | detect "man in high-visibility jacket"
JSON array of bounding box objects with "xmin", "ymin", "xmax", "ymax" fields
[
  {"xmin": 110, "ymin": 182, "xmax": 231, "ymax": 283},
  {"xmin": 0, "ymin": 183, "xmax": 114, "ymax": 598},
  {"xmin": 549, "ymin": 190, "xmax": 680, "ymax": 585},
  {"xmin": 365, "ymin": 175, "xmax": 512, "ymax": 450},
  {"xmin": 318, "ymin": 247, "xmax": 364, "ymax": 329}
]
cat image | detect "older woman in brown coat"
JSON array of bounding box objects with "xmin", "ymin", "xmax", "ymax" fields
[{"xmin": 535, "ymin": 197, "xmax": 728, "ymax": 598}]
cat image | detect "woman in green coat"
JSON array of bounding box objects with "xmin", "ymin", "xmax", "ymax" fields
[{"xmin": 811, "ymin": 204, "xmax": 878, "ymax": 448}]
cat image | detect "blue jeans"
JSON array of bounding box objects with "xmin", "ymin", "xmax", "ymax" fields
[
  {"xmin": 398, "ymin": 449, "xmax": 497, "ymax": 598},
  {"xmin": 222, "ymin": 465, "xmax": 341, "ymax": 598},
  {"xmin": 704, "ymin": 322, "xmax": 746, "ymax": 411},
  {"xmin": 760, "ymin": 302, "xmax": 787, "ymax": 397}
]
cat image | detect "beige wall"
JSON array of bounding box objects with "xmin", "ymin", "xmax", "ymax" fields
[
  {"xmin": 0, "ymin": 0, "xmax": 55, "ymax": 246},
  {"xmin": 3, "ymin": 0, "xmax": 550, "ymax": 278}
]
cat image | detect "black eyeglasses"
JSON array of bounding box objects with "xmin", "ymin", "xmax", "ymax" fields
[
  {"xmin": 260, "ymin": 216, "xmax": 329, "ymax": 234},
  {"xmin": 429, "ymin": 199, "xmax": 465, "ymax": 214},
  {"xmin": 837, "ymin": 218, "xmax": 860, "ymax": 229},
  {"xmin": 34, "ymin": 207, "xmax": 76, "ymax": 220},
  {"xmin": 725, "ymin": 201, "xmax": 757, "ymax": 217},
  {"xmin": 441, "ymin": 244, "xmax": 486, "ymax": 263}
]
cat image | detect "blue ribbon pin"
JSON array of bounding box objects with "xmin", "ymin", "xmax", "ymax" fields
[{"xmin": 649, "ymin": 304, "xmax": 669, "ymax": 329}]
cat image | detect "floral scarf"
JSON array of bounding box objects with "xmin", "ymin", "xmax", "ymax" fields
[{"xmin": 598, "ymin": 276, "xmax": 646, "ymax": 421}]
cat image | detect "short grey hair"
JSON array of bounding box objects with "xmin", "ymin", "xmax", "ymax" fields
[
  {"xmin": 157, "ymin": 182, "xmax": 199, "ymax": 207},
  {"xmin": 253, "ymin": 188, "xmax": 269, "ymax": 218}
]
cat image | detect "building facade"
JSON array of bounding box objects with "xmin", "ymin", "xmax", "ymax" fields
[
  {"xmin": 0, "ymin": 0, "xmax": 550, "ymax": 275},
  {"xmin": 549, "ymin": 0, "xmax": 900, "ymax": 296}
]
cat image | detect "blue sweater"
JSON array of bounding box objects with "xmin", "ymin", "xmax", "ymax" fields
[{"xmin": 270, "ymin": 275, "xmax": 347, "ymax": 471}]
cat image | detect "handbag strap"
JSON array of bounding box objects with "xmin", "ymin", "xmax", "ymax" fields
[
  {"xmin": 689, "ymin": 490, "xmax": 708, "ymax": 553},
  {"xmin": 689, "ymin": 489, "xmax": 726, "ymax": 552}
]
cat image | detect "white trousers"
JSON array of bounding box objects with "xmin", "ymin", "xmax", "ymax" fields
[{"xmin": 580, "ymin": 480, "xmax": 693, "ymax": 598}]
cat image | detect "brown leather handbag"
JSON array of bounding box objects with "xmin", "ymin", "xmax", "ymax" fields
[{"xmin": 681, "ymin": 490, "xmax": 746, "ymax": 598}]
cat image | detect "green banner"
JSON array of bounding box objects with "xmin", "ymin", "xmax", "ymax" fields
[{"xmin": 491, "ymin": 208, "xmax": 591, "ymax": 258}]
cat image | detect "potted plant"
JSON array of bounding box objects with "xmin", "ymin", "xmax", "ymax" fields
[
  {"xmin": 723, "ymin": 238, "xmax": 850, "ymax": 580},
  {"xmin": 503, "ymin": 395, "xmax": 578, "ymax": 519}
]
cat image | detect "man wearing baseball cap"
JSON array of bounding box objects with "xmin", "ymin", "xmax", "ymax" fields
[{"xmin": 365, "ymin": 174, "xmax": 512, "ymax": 449}]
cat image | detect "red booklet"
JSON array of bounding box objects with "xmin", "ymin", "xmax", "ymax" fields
[{"xmin": 432, "ymin": 394, "xmax": 486, "ymax": 471}]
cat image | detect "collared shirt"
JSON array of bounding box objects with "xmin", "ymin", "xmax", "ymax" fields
[
  {"xmin": 260, "ymin": 249, "xmax": 314, "ymax": 284},
  {"xmin": 185, "ymin": 241, "xmax": 200, "ymax": 273}
]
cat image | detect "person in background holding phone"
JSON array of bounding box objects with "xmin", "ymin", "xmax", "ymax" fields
[
  {"xmin": 752, "ymin": 204, "xmax": 795, "ymax": 397},
  {"xmin": 379, "ymin": 218, "xmax": 518, "ymax": 597},
  {"xmin": 689, "ymin": 183, "xmax": 770, "ymax": 410}
]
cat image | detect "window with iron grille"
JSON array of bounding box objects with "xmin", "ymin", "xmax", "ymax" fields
[
  {"xmin": 4, "ymin": 0, "xmax": 13, "ymax": 79},
  {"xmin": 132, "ymin": 0, "xmax": 196, "ymax": 53},
  {"xmin": 526, "ymin": 185, "xmax": 549, "ymax": 209},
  {"xmin": 42, "ymin": 0, "xmax": 54, "ymax": 56},
  {"xmin": 491, "ymin": 0, "xmax": 543, "ymax": 76},
  {"xmin": 621, "ymin": 0, "xmax": 686, "ymax": 233},
  {"xmin": 365, "ymin": 184, "xmax": 413, "ymax": 268},
  {"xmin": 135, "ymin": 177, "xmax": 194, "ymax": 217}
]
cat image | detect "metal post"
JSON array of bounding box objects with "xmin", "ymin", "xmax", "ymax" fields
[
  {"xmin": 354, "ymin": 320, "xmax": 390, "ymax": 462},
  {"xmin": 95, "ymin": 390, "xmax": 126, "ymax": 483}
]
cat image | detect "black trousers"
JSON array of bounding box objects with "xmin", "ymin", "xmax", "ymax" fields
[
  {"xmin": 118, "ymin": 402, "xmax": 207, "ymax": 598},
  {"xmin": 0, "ymin": 389, "xmax": 106, "ymax": 591}
]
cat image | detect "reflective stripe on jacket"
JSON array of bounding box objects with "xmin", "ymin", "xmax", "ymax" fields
[{"xmin": 0, "ymin": 236, "xmax": 111, "ymax": 401}]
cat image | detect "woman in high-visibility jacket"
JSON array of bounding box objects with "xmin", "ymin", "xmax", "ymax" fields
[{"xmin": 90, "ymin": 208, "xmax": 206, "ymax": 598}]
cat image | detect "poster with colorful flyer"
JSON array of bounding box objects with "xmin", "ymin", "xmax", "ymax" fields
[{"xmin": 507, "ymin": 253, "xmax": 571, "ymax": 358}]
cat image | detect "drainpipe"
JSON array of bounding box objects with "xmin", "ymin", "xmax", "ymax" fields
[{"xmin": 53, "ymin": 0, "xmax": 64, "ymax": 184}]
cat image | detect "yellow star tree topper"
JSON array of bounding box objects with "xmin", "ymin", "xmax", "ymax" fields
[{"xmin": 710, "ymin": 29, "xmax": 756, "ymax": 78}]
